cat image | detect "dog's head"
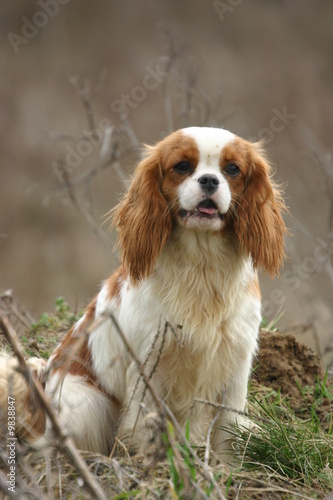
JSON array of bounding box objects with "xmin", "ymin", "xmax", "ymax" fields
[{"xmin": 113, "ymin": 127, "xmax": 287, "ymax": 281}]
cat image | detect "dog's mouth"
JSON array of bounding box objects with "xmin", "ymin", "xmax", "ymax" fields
[{"xmin": 179, "ymin": 199, "xmax": 225, "ymax": 221}]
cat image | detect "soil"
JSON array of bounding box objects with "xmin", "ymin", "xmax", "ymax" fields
[{"xmin": 255, "ymin": 330, "xmax": 325, "ymax": 400}]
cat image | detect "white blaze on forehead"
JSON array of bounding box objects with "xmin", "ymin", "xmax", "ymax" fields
[
  {"xmin": 182, "ymin": 127, "xmax": 235, "ymax": 166},
  {"xmin": 177, "ymin": 127, "xmax": 234, "ymax": 219}
]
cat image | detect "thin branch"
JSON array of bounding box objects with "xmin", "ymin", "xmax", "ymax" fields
[
  {"xmin": 71, "ymin": 77, "xmax": 97, "ymax": 135},
  {"xmin": 0, "ymin": 289, "xmax": 35, "ymax": 330},
  {"xmin": 205, "ymin": 407, "xmax": 223, "ymax": 468},
  {"xmin": 194, "ymin": 398, "xmax": 275, "ymax": 428},
  {"xmin": 108, "ymin": 313, "xmax": 165, "ymax": 416},
  {"xmin": 55, "ymin": 161, "xmax": 113, "ymax": 250},
  {"xmin": 49, "ymin": 130, "xmax": 130, "ymax": 195}
]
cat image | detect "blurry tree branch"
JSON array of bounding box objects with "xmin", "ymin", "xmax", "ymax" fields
[
  {"xmin": 44, "ymin": 32, "xmax": 227, "ymax": 252},
  {"xmin": 53, "ymin": 159, "xmax": 114, "ymax": 250}
]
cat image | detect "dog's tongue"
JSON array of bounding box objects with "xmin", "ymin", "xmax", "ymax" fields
[
  {"xmin": 198, "ymin": 206, "xmax": 217, "ymax": 215},
  {"xmin": 197, "ymin": 200, "xmax": 218, "ymax": 215}
]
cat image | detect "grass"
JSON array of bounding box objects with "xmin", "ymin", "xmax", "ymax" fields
[
  {"xmin": 30, "ymin": 296, "xmax": 83, "ymax": 335},
  {"xmin": 156, "ymin": 379, "xmax": 333, "ymax": 499},
  {"xmin": 1, "ymin": 298, "xmax": 332, "ymax": 499},
  {"xmin": 16, "ymin": 296, "xmax": 83, "ymax": 359},
  {"xmin": 233, "ymin": 383, "xmax": 333, "ymax": 493},
  {"xmin": 260, "ymin": 313, "xmax": 284, "ymax": 332}
]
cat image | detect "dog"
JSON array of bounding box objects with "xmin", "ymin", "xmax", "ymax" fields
[{"xmin": 1, "ymin": 127, "xmax": 286, "ymax": 462}]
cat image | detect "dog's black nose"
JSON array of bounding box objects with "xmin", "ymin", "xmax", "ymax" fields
[{"xmin": 198, "ymin": 174, "xmax": 219, "ymax": 194}]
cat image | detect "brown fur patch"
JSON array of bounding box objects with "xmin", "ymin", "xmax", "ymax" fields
[
  {"xmin": 159, "ymin": 132, "xmax": 200, "ymax": 217},
  {"xmin": 50, "ymin": 296, "xmax": 122, "ymax": 411},
  {"xmin": 51, "ymin": 297, "xmax": 97, "ymax": 385},
  {"xmin": 112, "ymin": 130, "xmax": 202, "ymax": 282},
  {"xmin": 223, "ymin": 137, "xmax": 287, "ymax": 275},
  {"xmin": 106, "ymin": 266, "xmax": 128, "ymax": 304}
]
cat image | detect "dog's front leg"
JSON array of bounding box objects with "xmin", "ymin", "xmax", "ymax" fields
[
  {"xmin": 118, "ymin": 366, "xmax": 165, "ymax": 456},
  {"xmin": 210, "ymin": 353, "xmax": 253, "ymax": 464}
]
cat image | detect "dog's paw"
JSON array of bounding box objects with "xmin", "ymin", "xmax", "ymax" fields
[{"xmin": 237, "ymin": 416, "xmax": 259, "ymax": 434}]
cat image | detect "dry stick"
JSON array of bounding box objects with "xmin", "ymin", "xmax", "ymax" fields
[
  {"xmin": 50, "ymin": 150, "xmax": 111, "ymax": 191},
  {"xmin": 108, "ymin": 314, "xmax": 165, "ymax": 415},
  {"xmin": 108, "ymin": 314, "xmax": 227, "ymax": 500},
  {"xmin": 58, "ymin": 161, "xmax": 113, "ymax": 250},
  {"xmin": 108, "ymin": 313, "xmax": 168, "ymax": 458},
  {"xmin": 194, "ymin": 398, "xmax": 270, "ymax": 424},
  {"xmin": 0, "ymin": 445, "xmax": 46, "ymax": 499},
  {"xmin": 81, "ymin": 127, "xmax": 116, "ymax": 202},
  {"xmin": 237, "ymin": 480, "xmax": 314, "ymax": 500},
  {"xmin": 12, "ymin": 306, "xmax": 35, "ymax": 330},
  {"xmin": 0, "ymin": 313, "xmax": 107, "ymax": 500},
  {"xmin": 50, "ymin": 129, "xmax": 132, "ymax": 196},
  {"xmin": 109, "ymin": 319, "xmax": 166, "ymax": 459},
  {"xmin": 75, "ymin": 78, "xmax": 97, "ymax": 135},
  {"xmin": 205, "ymin": 407, "xmax": 223, "ymax": 468},
  {"xmin": 0, "ymin": 289, "xmax": 35, "ymax": 329}
]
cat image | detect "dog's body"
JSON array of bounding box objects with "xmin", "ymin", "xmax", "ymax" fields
[{"xmin": 2, "ymin": 127, "xmax": 286, "ymax": 461}]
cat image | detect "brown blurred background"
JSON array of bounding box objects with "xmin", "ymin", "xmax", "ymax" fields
[{"xmin": 1, "ymin": 0, "xmax": 332, "ymax": 367}]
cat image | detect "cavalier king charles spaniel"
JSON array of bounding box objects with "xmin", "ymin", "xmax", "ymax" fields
[{"xmin": 2, "ymin": 127, "xmax": 287, "ymax": 462}]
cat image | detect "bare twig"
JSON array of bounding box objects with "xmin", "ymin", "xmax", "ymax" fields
[
  {"xmin": 55, "ymin": 160, "xmax": 113, "ymax": 250},
  {"xmin": 125, "ymin": 317, "xmax": 164, "ymax": 414},
  {"xmin": 160, "ymin": 24, "xmax": 188, "ymax": 132},
  {"xmin": 108, "ymin": 313, "xmax": 227, "ymax": 500},
  {"xmin": 49, "ymin": 128, "xmax": 129, "ymax": 198},
  {"xmin": 71, "ymin": 77, "xmax": 97, "ymax": 135},
  {"xmin": 108, "ymin": 313, "xmax": 165, "ymax": 416},
  {"xmin": 205, "ymin": 407, "xmax": 223, "ymax": 468},
  {"xmin": 51, "ymin": 153, "xmax": 111, "ymax": 192},
  {"xmin": 0, "ymin": 289, "xmax": 35, "ymax": 329},
  {"xmin": 194, "ymin": 398, "xmax": 269, "ymax": 425},
  {"xmin": 0, "ymin": 313, "xmax": 108, "ymax": 500}
]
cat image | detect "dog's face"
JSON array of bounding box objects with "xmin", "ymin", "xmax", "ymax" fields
[
  {"xmin": 113, "ymin": 127, "xmax": 286, "ymax": 281},
  {"xmin": 158, "ymin": 127, "xmax": 249, "ymax": 233}
]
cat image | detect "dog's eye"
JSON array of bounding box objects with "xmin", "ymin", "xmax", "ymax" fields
[
  {"xmin": 225, "ymin": 163, "xmax": 240, "ymax": 177},
  {"xmin": 173, "ymin": 162, "xmax": 192, "ymax": 174}
]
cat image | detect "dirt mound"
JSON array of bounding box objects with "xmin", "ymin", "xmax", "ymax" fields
[{"xmin": 254, "ymin": 330, "xmax": 325, "ymax": 402}]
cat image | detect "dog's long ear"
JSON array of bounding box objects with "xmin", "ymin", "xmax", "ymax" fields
[
  {"xmin": 234, "ymin": 145, "xmax": 287, "ymax": 276},
  {"xmin": 112, "ymin": 147, "xmax": 172, "ymax": 282}
]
